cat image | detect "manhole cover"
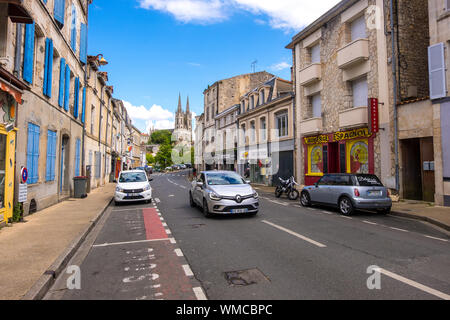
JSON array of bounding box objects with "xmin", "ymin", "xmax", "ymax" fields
[{"xmin": 224, "ymin": 268, "xmax": 270, "ymax": 286}]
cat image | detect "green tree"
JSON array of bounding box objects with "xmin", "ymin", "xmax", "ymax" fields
[
  {"xmin": 146, "ymin": 153, "xmax": 155, "ymax": 165},
  {"xmin": 155, "ymin": 143, "xmax": 173, "ymax": 168},
  {"xmin": 149, "ymin": 130, "xmax": 172, "ymax": 145}
]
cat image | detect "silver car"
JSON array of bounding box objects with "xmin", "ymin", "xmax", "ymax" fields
[
  {"xmin": 300, "ymin": 174, "xmax": 392, "ymax": 216},
  {"xmin": 189, "ymin": 171, "xmax": 259, "ymax": 217}
]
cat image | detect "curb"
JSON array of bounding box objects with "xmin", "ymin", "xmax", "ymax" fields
[
  {"xmin": 390, "ymin": 210, "xmax": 450, "ymax": 232},
  {"xmin": 21, "ymin": 196, "xmax": 113, "ymax": 300}
]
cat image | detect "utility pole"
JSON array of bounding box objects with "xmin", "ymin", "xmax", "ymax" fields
[{"xmin": 251, "ymin": 60, "xmax": 258, "ymax": 73}]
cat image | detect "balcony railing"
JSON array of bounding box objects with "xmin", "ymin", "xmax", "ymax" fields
[{"xmin": 337, "ymin": 38, "xmax": 369, "ymax": 69}]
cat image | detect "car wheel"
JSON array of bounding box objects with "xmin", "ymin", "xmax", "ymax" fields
[
  {"xmin": 203, "ymin": 199, "xmax": 213, "ymax": 218},
  {"xmin": 300, "ymin": 191, "xmax": 311, "ymax": 207},
  {"xmin": 339, "ymin": 197, "xmax": 354, "ymax": 216},
  {"xmin": 275, "ymin": 187, "xmax": 282, "ymax": 198},
  {"xmin": 289, "ymin": 189, "xmax": 299, "ymax": 201},
  {"xmin": 379, "ymin": 207, "xmax": 391, "ymax": 215},
  {"xmin": 189, "ymin": 192, "xmax": 196, "ymax": 208}
]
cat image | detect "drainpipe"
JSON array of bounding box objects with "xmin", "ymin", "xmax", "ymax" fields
[
  {"xmin": 389, "ymin": 0, "xmax": 400, "ymax": 192},
  {"xmin": 81, "ymin": 4, "xmax": 89, "ymax": 177}
]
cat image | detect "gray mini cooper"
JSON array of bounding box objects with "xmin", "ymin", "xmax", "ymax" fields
[{"xmin": 300, "ymin": 174, "xmax": 392, "ymax": 216}]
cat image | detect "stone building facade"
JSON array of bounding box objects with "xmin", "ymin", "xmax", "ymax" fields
[
  {"xmin": 237, "ymin": 77, "xmax": 295, "ymax": 186},
  {"xmin": 214, "ymin": 104, "xmax": 239, "ymax": 171},
  {"xmin": 202, "ymin": 71, "xmax": 274, "ymax": 170},
  {"xmin": 4, "ymin": 0, "xmax": 91, "ymax": 216}
]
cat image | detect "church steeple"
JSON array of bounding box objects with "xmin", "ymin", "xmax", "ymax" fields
[
  {"xmin": 186, "ymin": 96, "xmax": 190, "ymax": 113},
  {"xmin": 177, "ymin": 93, "xmax": 182, "ymax": 113}
]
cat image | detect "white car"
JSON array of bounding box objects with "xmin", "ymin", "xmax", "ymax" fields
[{"xmin": 114, "ymin": 170, "xmax": 152, "ymax": 205}]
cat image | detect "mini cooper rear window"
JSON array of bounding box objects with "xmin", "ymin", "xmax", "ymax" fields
[{"xmin": 355, "ymin": 175, "xmax": 383, "ymax": 186}]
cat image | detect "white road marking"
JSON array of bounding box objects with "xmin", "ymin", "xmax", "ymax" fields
[
  {"xmin": 424, "ymin": 235, "xmax": 449, "ymax": 242},
  {"xmin": 169, "ymin": 238, "xmax": 176, "ymax": 244},
  {"xmin": 262, "ymin": 220, "xmax": 327, "ymax": 248},
  {"xmin": 182, "ymin": 264, "xmax": 194, "ymax": 277},
  {"xmin": 339, "ymin": 215, "xmax": 353, "ymax": 220},
  {"xmin": 390, "ymin": 227, "xmax": 408, "ymax": 232},
  {"xmin": 169, "ymin": 195, "xmax": 174, "ymax": 197},
  {"xmin": 165, "ymin": 229, "xmax": 172, "ymax": 235},
  {"xmin": 159, "ymin": 217, "xmax": 164, "ymax": 221},
  {"xmin": 193, "ymin": 287, "xmax": 208, "ymax": 300},
  {"xmin": 92, "ymin": 238, "xmax": 170, "ymax": 248},
  {"xmin": 362, "ymin": 220, "xmax": 378, "ymax": 225},
  {"xmin": 322, "ymin": 211, "xmax": 333, "ymax": 215},
  {"xmin": 376, "ymin": 267, "xmax": 450, "ymax": 300},
  {"xmin": 174, "ymin": 248, "xmax": 183, "ymax": 257},
  {"xmin": 155, "ymin": 198, "xmax": 161, "ymax": 203}
]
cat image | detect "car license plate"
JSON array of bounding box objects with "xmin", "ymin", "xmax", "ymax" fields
[
  {"xmin": 127, "ymin": 193, "xmax": 135, "ymax": 197},
  {"xmin": 368, "ymin": 191, "xmax": 382, "ymax": 196},
  {"xmin": 232, "ymin": 208, "xmax": 248, "ymax": 214}
]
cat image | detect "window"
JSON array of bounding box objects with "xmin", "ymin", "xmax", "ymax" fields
[
  {"xmin": 91, "ymin": 106, "xmax": 95, "ymax": 134},
  {"xmin": 46, "ymin": 130, "xmax": 57, "ymax": 181},
  {"xmin": 58, "ymin": 58, "xmax": 66, "ymax": 107},
  {"xmin": 310, "ymin": 43, "xmax": 320, "ymax": 64},
  {"xmin": 241, "ymin": 124, "xmax": 246, "ymax": 145},
  {"xmin": 74, "ymin": 138, "xmax": 81, "ymax": 177},
  {"xmin": 73, "ymin": 77, "xmax": 80, "ymax": 118},
  {"xmin": 259, "ymin": 90, "xmax": 265, "ymax": 105},
  {"xmin": 95, "ymin": 151, "xmax": 101, "ymax": 178},
  {"xmin": 260, "ymin": 117, "xmax": 266, "ymax": 142},
  {"xmin": 70, "ymin": 4, "xmax": 77, "ymax": 52},
  {"xmin": 23, "ymin": 22, "xmax": 35, "ymax": 84},
  {"xmin": 80, "ymin": 23, "xmax": 87, "ymax": 63},
  {"xmin": 446, "ymin": 0, "xmax": 450, "ymax": 11},
  {"xmin": 27, "ymin": 123, "xmax": 40, "ymax": 184},
  {"xmin": 250, "ymin": 96, "xmax": 255, "ymax": 109},
  {"xmin": 350, "ymin": 15, "xmax": 367, "ymax": 41},
  {"xmin": 250, "ymin": 121, "xmax": 256, "ymax": 143},
  {"xmin": 53, "ymin": 0, "xmax": 65, "ymax": 27},
  {"xmin": 64, "ymin": 64, "xmax": 70, "ymax": 111},
  {"xmin": 276, "ymin": 112, "xmax": 288, "ymax": 137},
  {"xmin": 352, "ymin": 77, "xmax": 368, "ymax": 108},
  {"xmin": 311, "ymin": 94, "xmax": 322, "ymax": 118},
  {"xmin": 428, "ymin": 43, "xmax": 447, "ymax": 100},
  {"xmin": 241, "ymin": 101, "xmax": 245, "ymax": 113}
]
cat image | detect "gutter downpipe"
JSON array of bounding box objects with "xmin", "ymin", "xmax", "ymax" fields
[
  {"xmin": 390, "ymin": 0, "xmax": 400, "ymax": 192},
  {"xmin": 81, "ymin": 4, "xmax": 89, "ymax": 177}
]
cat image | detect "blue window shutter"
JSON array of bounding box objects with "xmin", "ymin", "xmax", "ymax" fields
[
  {"xmin": 54, "ymin": 0, "xmax": 65, "ymax": 26},
  {"xmin": 75, "ymin": 139, "xmax": 81, "ymax": 177},
  {"xmin": 43, "ymin": 39, "xmax": 49, "ymax": 96},
  {"xmin": 71, "ymin": 5, "xmax": 77, "ymax": 52},
  {"xmin": 58, "ymin": 58, "xmax": 65, "ymax": 107},
  {"xmin": 80, "ymin": 23, "xmax": 87, "ymax": 64},
  {"xmin": 23, "ymin": 22, "xmax": 35, "ymax": 84},
  {"xmin": 51, "ymin": 132, "xmax": 57, "ymax": 181},
  {"xmin": 81, "ymin": 86, "xmax": 86, "ymax": 123},
  {"xmin": 64, "ymin": 64, "xmax": 70, "ymax": 111},
  {"xmin": 46, "ymin": 131, "xmax": 55, "ymax": 181},
  {"xmin": 74, "ymin": 77, "xmax": 79, "ymax": 118},
  {"xmin": 27, "ymin": 123, "xmax": 40, "ymax": 184}
]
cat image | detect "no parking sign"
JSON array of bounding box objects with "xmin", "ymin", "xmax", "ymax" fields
[{"xmin": 21, "ymin": 167, "xmax": 28, "ymax": 184}]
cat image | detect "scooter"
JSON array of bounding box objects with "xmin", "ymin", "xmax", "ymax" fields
[{"xmin": 275, "ymin": 176, "xmax": 299, "ymax": 200}]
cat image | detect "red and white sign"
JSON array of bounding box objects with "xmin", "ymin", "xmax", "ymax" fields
[{"xmin": 368, "ymin": 98, "xmax": 379, "ymax": 133}]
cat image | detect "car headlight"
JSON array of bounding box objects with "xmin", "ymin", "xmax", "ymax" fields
[
  {"xmin": 253, "ymin": 191, "xmax": 259, "ymax": 199},
  {"xmin": 143, "ymin": 184, "xmax": 151, "ymax": 191},
  {"xmin": 209, "ymin": 192, "xmax": 222, "ymax": 201},
  {"xmin": 116, "ymin": 186, "xmax": 123, "ymax": 192}
]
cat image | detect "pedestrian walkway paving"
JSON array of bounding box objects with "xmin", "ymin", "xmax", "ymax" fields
[
  {"xmin": 0, "ymin": 183, "xmax": 115, "ymax": 300},
  {"xmin": 252, "ymin": 184, "xmax": 450, "ymax": 231}
]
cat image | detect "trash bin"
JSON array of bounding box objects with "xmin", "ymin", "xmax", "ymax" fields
[{"xmin": 73, "ymin": 176, "xmax": 88, "ymax": 198}]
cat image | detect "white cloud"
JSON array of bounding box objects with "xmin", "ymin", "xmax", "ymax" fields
[
  {"xmin": 270, "ymin": 61, "xmax": 291, "ymax": 71},
  {"xmin": 138, "ymin": 0, "xmax": 342, "ymax": 31},
  {"xmin": 146, "ymin": 119, "xmax": 175, "ymax": 132},
  {"xmin": 138, "ymin": 0, "xmax": 227, "ymax": 24},
  {"xmin": 123, "ymin": 101, "xmax": 174, "ymax": 122}
]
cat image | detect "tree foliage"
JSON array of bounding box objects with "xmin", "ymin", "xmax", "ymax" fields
[{"xmin": 149, "ymin": 130, "xmax": 172, "ymax": 145}]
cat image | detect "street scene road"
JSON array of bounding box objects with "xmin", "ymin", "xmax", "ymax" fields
[{"xmin": 44, "ymin": 170, "xmax": 450, "ymax": 300}]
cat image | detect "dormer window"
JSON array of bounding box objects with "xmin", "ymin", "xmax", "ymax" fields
[{"xmin": 259, "ymin": 90, "xmax": 265, "ymax": 105}]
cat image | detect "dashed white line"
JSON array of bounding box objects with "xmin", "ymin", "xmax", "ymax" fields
[
  {"xmin": 424, "ymin": 235, "xmax": 448, "ymax": 242},
  {"xmin": 174, "ymin": 248, "xmax": 183, "ymax": 257},
  {"xmin": 169, "ymin": 238, "xmax": 176, "ymax": 244},
  {"xmin": 182, "ymin": 264, "xmax": 194, "ymax": 277},
  {"xmin": 362, "ymin": 220, "xmax": 378, "ymax": 225},
  {"xmin": 193, "ymin": 287, "xmax": 207, "ymax": 300},
  {"xmin": 376, "ymin": 267, "xmax": 450, "ymax": 300},
  {"xmin": 262, "ymin": 220, "xmax": 327, "ymax": 248},
  {"xmin": 389, "ymin": 227, "xmax": 408, "ymax": 232},
  {"xmin": 165, "ymin": 229, "xmax": 172, "ymax": 235},
  {"xmin": 93, "ymin": 238, "xmax": 170, "ymax": 248}
]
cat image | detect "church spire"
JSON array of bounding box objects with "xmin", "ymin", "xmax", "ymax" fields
[
  {"xmin": 186, "ymin": 96, "xmax": 190, "ymax": 113},
  {"xmin": 177, "ymin": 93, "xmax": 182, "ymax": 113}
]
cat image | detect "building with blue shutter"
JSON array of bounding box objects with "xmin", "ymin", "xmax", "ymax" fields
[{"xmin": 1, "ymin": 0, "xmax": 91, "ymax": 217}]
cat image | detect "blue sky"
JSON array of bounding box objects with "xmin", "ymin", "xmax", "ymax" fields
[{"xmin": 88, "ymin": 0, "xmax": 340, "ymax": 133}]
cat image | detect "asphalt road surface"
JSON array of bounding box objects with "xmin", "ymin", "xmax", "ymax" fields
[{"xmin": 45, "ymin": 169, "xmax": 450, "ymax": 300}]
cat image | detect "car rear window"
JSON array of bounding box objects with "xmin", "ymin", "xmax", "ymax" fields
[{"xmin": 355, "ymin": 175, "xmax": 383, "ymax": 186}]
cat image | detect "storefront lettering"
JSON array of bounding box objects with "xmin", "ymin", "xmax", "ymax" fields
[
  {"xmin": 304, "ymin": 135, "xmax": 329, "ymax": 145},
  {"xmin": 334, "ymin": 128, "xmax": 371, "ymax": 142}
]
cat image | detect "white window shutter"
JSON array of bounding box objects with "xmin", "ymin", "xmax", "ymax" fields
[
  {"xmin": 312, "ymin": 94, "xmax": 322, "ymax": 118},
  {"xmin": 428, "ymin": 43, "xmax": 447, "ymax": 100},
  {"xmin": 447, "ymin": 0, "xmax": 450, "ymax": 11}
]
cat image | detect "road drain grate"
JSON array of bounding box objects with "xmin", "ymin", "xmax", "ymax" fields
[{"xmin": 224, "ymin": 268, "xmax": 270, "ymax": 286}]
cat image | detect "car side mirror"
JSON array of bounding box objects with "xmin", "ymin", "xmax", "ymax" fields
[
  {"xmin": 197, "ymin": 182, "xmax": 204, "ymax": 188},
  {"xmin": 149, "ymin": 178, "xmax": 153, "ymax": 182},
  {"xmin": 245, "ymin": 180, "xmax": 251, "ymax": 184}
]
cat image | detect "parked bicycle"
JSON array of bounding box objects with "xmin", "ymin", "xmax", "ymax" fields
[{"xmin": 275, "ymin": 176, "xmax": 299, "ymax": 200}]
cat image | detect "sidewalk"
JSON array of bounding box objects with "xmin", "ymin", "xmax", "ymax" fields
[
  {"xmin": 252, "ymin": 184, "xmax": 450, "ymax": 231},
  {"xmin": 0, "ymin": 183, "xmax": 115, "ymax": 300}
]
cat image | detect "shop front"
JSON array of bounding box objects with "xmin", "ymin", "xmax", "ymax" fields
[{"xmin": 303, "ymin": 127, "xmax": 375, "ymax": 186}]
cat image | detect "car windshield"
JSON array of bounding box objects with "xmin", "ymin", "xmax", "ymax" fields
[
  {"xmin": 119, "ymin": 172, "xmax": 147, "ymax": 183},
  {"xmin": 206, "ymin": 172, "xmax": 245, "ymax": 185},
  {"xmin": 355, "ymin": 174, "xmax": 383, "ymax": 186}
]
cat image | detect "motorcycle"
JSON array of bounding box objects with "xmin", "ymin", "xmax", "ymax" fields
[{"xmin": 275, "ymin": 176, "xmax": 299, "ymax": 200}]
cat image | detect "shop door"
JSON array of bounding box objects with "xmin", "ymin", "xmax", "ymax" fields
[
  {"xmin": 420, "ymin": 137, "xmax": 435, "ymax": 202},
  {"xmin": 401, "ymin": 139, "xmax": 422, "ymax": 200},
  {"xmin": 328, "ymin": 142, "xmax": 339, "ymax": 173},
  {"xmin": 272, "ymin": 151, "xmax": 294, "ymax": 186}
]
